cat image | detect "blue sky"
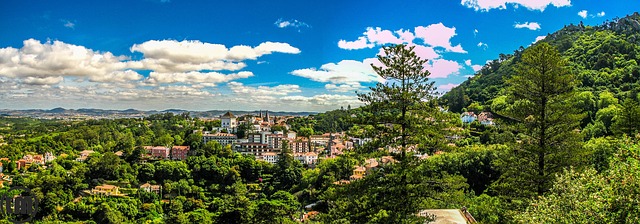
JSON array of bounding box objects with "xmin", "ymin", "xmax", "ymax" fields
[{"xmin": 0, "ymin": 0, "xmax": 636, "ymax": 111}]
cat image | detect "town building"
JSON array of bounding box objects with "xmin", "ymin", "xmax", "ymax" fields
[
  {"xmin": 290, "ymin": 137, "xmax": 311, "ymax": 153},
  {"xmin": 76, "ymin": 150, "xmax": 95, "ymax": 162},
  {"xmin": 220, "ymin": 111, "xmax": 237, "ymax": 132},
  {"xmin": 171, "ymin": 146, "xmax": 190, "ymax": 160},
  {"xmin": 294, "ymin": 152, "xmax": 318, "ymax": 165},
  {"xmin": 260, "ymin": 152, "xmax": 279, "ymax": 164},
  {"xmin": 140, "ymin": 183, "xmax": 162, "ymax": 194},
  {"xmin": 203, "ymin": 132, "xmax": 238, "ymax": 146},
  {"xmin": 151, "ymin": 146, "xmax": 170, "ymax": 159},
  {"xmin": 91, "ymin": 184, "xmax": 124, "ymax": 196}
]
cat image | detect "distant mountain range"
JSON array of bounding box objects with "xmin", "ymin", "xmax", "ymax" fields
[{"xmin": 0, "ymin": 107, "xmax": 317, "ymax": 119}]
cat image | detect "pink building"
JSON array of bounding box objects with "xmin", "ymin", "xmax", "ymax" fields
[
  {"xmin": 171, "ymin": 146, "xmax": 190, "ymax": 160},
  {"xmin": 151, "ymin": 146, "xmax": 170, "ymax": 159}
]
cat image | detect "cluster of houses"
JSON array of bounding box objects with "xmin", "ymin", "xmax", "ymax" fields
[
  {"xmin": 334, "ymin": 156, "xmax": 396, "ymax": 185},
  {"xmin": 461, "ymin": 111, "xmax": 495, "ymax": 126},
  {"xmin": 15, "ymin": 152, "xmax": 56, "ymax": 170},
  {"xmin": 198, "ymin": 111, "xmax": 369, "ymax": 165}
]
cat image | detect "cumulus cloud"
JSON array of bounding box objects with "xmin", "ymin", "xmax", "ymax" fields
[
  {"xmin": 337, "ymin": 24, "xmax": 465, "ymax": 53},
  {"xmin": 533, "ymin": 35, "xmax": 547, "ymax": 44},
  {"xmin": 281, "ymin": 94, "xmax": 361, "ymax": 106},
  {"xmin": 274, "ymin": 18, "xmax": 311, "ymax": 31},
  {"xmin": 131, "ymin": 40, "xmax": 300, "ymax": 62},
  {"xmin": 461, "ymin": 0, "xmax": 571, "ymax": 12},
  {"xmin": 597, "ymin": 11, "xmax": 605, "ymax": 17},
  {"xmin": 464, "ymin": 59, "xmax": 482, "ymax": 72},
  {"xmin": 145, "ymin": 71, "xmax": 253, "ymax": 85},
  {"xmin": 474, "ymin": 29, "xmax": 479, "ymax": 37},
  {"xmin": 514, "ymin": 22, "xmax": 541, "ymax": 30},
  {"xmin": 0, "ymin": 39, "xmax": 131, "ymax": 82},
  {"xmin": 290, "ymin": 59, "xmax": 383, "ymax": 87},
  {"xmin": 414, "ymin": 23, "xmax": 467, "ymax": 53},
  {"xmin": 23, "ymin": 76, "xmax": 64, "ymax": 85},
  {"xmin": 338, "ymin": 37, "xmax": 374, "ymax": 50},
  {"xmin": 437, "ymin": 83, "xmax": 459, "ymax": 92},
  {"xmin": 325, "ymin": 83, "xmax": 362, "ymax": 93},
  {"xmin": 424, "ymin": 59, "xmax": 462, "ymax": 78},
  {"xmin": 578, "ymin": 10, "xmax": 588, "ymax": 18},
  {"xmin": 228, "ymin": 82, "xmax": 302, "ymax": 97}
]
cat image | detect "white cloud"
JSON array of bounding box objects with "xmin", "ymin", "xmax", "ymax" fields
[
  {"xmin": 461, "ymin": 0, "xmax": 571, "ymax": 12},
  {"xmin": 23, "ymin": 76, "xmax": 64, "ymax": 85},
  {"xmin": 465, "ymin": 59, "xmax": 483, "ymax": 72},
  {"xmin": 424, "ymin": 59, "xmax": 462, "ymax": 78},
  {"xmin": 281, "ymin": 94, "xmax": 361, "ymax": 106},
  {"xmin": 337, "ymin": 24, "xmax": 466, "ymax": 53},
  {"xmin": 473, "ymin": 29, "xmax": 479, "ymax": 37},
  {"xmin": 128, "ymin": 40, "xmax": 299, "ymax": 73},
  {"xmin": 414, "ymin": 23, "xmax": 467, "ymax": 53},
  {"xmin": 578, "ymin": 10, "xmax": 588, "ymax": 19},
  {"xmin": 533, "ymin": 35, "xmax": 547, "ymax": 44},
  {"xmin": 0, "ymin": 39, "xmax": 131, "ymax": 82},
  {"xmin": 325, "ymin": 83, "xmax": 362, "ymax": 93},
  {"xmin": 514, "ymin": 22, "xmax": 541, "ymax": 30},
  {"xmin": 437, "ymin": 83, "xmax": 459, "ymax": 92},
  {"xmin": 131, "ymin": 40, "xmax": 300, "ymax": 63},
  {"xmin": 290, "ymin": 59, "xmax": 383, "ymax": 86},
  {"xmin": 477, "ymin": 42, "xmax": 488, "ymax": 50},
  {"xmin": 61, "ymin": 19, "xmax": 75, "ymax": 29},
  {"xmin": 274, "ymin": 18, "xmax": 310, "ymax": 30},
  {"xmin": 597, "ymin": 11, "xmax": 605, "ymax": 17},
  {"xmin": 338, "ymin": 37, "xmax": 374, "ymax": 50},
  {"xmin": 145, "ymin": 71, "xmax": 253, "ymax": 85}
]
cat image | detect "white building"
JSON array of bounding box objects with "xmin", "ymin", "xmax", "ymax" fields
[
  {"xmin": 261, "ymin": 152, "xmax": 279, "ymax": 164},
  {"xmin": 294, "ymin": 152, "xmax": 318, "ymax": 165},
  {"xmin": 203, "ymin": 132, "xmax": 238, "ymax": 146}
]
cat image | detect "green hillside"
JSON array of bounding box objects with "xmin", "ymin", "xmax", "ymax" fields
[{"xmin": 442, "ymin": 12, "xmax": 640, "ymax": 114}]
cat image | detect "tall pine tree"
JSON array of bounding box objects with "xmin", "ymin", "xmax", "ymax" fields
[{"xmin": 493, "ymin": 42, "xmax": 585, "ymax": 198}]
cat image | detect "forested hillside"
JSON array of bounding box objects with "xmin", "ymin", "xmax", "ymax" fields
[{"xmin": 442, "ymin": 12, "xmax": 640, "ymax": 116}]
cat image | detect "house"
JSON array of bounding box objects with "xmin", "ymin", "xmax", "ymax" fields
[
  {"xmin": 203, "ymin": 132, "xmax": 238, "ymax": 146},
  {"xmin": 171, "ymin": 146, "xmax": 190, "ymax": 160},
  {"xmin": 91, "ymin": 184, "xmax": 123, "ymax": 196},
  {"xmin": 381, "ymin": 156, "xmax": 397, "ymax": 165},
  {"xmin": 260, "ymin": 152, "xmax": 279, "ymax": 164},
  {"xmin": 151, "ymin": 146, "xmax": 170, "ymax": 159},
  {"xmin": 16, "ymin": 159, "xmax": 27, "ymax": 170},
  {"xmin": 220, "ymin": 111, "xmax": 238, "ymax": 133},
  {"xmin": 364, "ymin": 158, "xmax": 379, "ymax": 172},
  {"xmin": 478, "ymin": 112, "xmax": 495, "ymax": 126},
  {"xmin": 461, "ymin": 112, "xmax": 477, "ymax": 124},
  {"xmin": 140, "ymin": 183, "xmax": 162, "ymax": 194},
  {"xmin": 76, "ymin": 150, "xmax": 95, "ymax": 162},
  {"xmin": 294, "ymin": 152, "xmax": 318, "ymax": 165},
  {"xmin": 350, "ymin": 166, "xmax": 366, "ymax": 180},
  {"xmin": 44, "ymin": 152, "xmax": 56, "ymax": 163}
]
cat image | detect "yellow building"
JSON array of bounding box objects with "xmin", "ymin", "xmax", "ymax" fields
[{"xmin": 91, "ymin": 184, "xmax": 121, "ymax": 196}]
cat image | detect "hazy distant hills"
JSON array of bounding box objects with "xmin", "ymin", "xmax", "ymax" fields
[{"xmin": 0, "ymin": 108, "xmax": 316, "ymax": 119}]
